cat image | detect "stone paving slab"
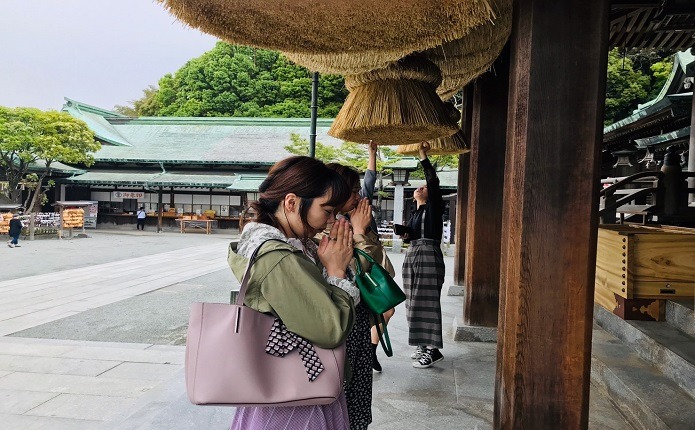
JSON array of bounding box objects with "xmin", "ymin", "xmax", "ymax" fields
[
  {"xmin": 0, "ymin": 243, "xmax": 228, "ymax": 336},
  {"xmin": 59, "ymin": 345, "xmax": 184, "ymax": 365},
  {"xmin": 24, "ymin": 393, "xmax": 136, "ymax": 421},
  {"xmin": 0, "ymin": 413, "xmax": 102, "ymax": 430},
  {"xmin": 0, "ymin": 372, "xmax": 159, "ymax": 397},
  {"xmin": 98, "ymin": 362, "xmax": 182, "ymax": 381},
  {"xmin": 0, "ymin": 354, "xmax": 121, "ymax": 377},
  {"xmin": 0, "ymin": 389, "xmax": 60, "ymax": 414}
]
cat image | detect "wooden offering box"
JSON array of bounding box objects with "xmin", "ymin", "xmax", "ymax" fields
[{"xmin": 595, "ymin": 225, "xmax": 695, "ymax": 321}]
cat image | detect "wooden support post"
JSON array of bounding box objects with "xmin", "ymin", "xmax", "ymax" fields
[
  {"xmin": 157, "ymin": 187, "xmax": 163, "ymax": 233},
  {"xmin": 494, "ymin": 1, "xmax": 609, "ymax": 428},
  {"xmin": 453, "ymin": 86, "xmax": 474, "ymax": 287},
  {"xmin": 688, "ymin": 89, "xmax": 695, "ymax": 203},
  {"xmin": 461, "ymin": 46, "xmax": 510, "ymax": 331}
]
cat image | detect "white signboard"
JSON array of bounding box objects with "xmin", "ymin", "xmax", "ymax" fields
[
  {"xmin": 111, "ymin": 191, "xmax": 145, "ymax": 201},
  {"xmin": 442, "ymin": 221, "xmax": 451, "ymax": 244}
]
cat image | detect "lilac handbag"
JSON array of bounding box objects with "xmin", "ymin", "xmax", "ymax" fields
[{"xmin": 185, "ymin": 241, "xmax": 346, "ymax": 407}]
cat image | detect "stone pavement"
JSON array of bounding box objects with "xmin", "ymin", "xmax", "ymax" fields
[{"xmin": 0, "ymin": 231, "xmax": 634, "ymax": 429}]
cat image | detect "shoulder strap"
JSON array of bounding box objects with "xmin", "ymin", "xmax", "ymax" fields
[
  {"xmin": 353, "ymin": 248, "xmax": 377, "ymax": 275},
  {"xmin": 235, "ymin": 239, "xmax": 291, "ymax": 305}
]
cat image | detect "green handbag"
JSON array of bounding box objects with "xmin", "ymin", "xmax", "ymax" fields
[{"xmin": 353, "ymin": 248, "xmax": 406, "ymax": 356}]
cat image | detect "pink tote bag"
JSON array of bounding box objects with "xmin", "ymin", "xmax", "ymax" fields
[{"xmin": 185, "ymin": 241, "xmax": 346, "ymax": 407}]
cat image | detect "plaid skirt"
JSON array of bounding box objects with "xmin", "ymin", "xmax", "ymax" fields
[{"xmin": 402, "ymin": 239, "xmax": 445, "ymax": 349}]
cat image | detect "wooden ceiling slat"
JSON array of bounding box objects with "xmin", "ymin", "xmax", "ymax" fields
[
  {"xmin": 609, "ymin": 2, "xmax": 695, "ymax": 50},
  {"xmin": 657, "ymin": 31, "xmax": 675, "ymax": 49},
  {"xmin": 625, "ymin": 7, "xmax": 649, "ymax": 32},
  {"xmin": 626, "ymin": 13, "xmax": 656, "ymax": 46},
  {"xmin": 610, "ymin": 14, "xmax": 627, "ymax": 39}
]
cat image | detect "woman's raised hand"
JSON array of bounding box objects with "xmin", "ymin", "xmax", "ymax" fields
[
  {"xmin": 349, "ymin": 198, "xmax": 372, "ymax": 235},
  {"xmin": 318, "ymin": 218, "xmax": 353, "ymax": 279},
  {"xmin": 418, "ymin": 141, "xmax": 431, "ymax": 160}
]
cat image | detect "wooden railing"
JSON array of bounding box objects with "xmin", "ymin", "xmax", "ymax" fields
[
  {"xmin": 599, "ymin": 170, "xmax": 695, "ymax": 225},
  {"xmin": 599, "ymin": 171, "xmax": 663, "ymax": 224}
]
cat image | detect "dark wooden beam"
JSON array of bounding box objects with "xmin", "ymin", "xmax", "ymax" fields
[
  {"xmin": 453, "ymin": 86, "xmax": 474, "ymax": 285},
  {"xmin": 157, "ymin": 186, "xmax": 164, "ymax": 233},
  {"xmin": 494, "ymin": 1, "xmax": 610, "ymax": 428},
  {"xmin": 688, "ymin": 86, "xmax": 695, "ymax": 203},
  {"xmin": 463, "ymin": 46, "xmax": 510, "ymax": 327}
]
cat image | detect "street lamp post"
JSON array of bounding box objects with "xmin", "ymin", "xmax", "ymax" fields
[
  {"xmin": 383, "ymin": 158, "xmax": 419, "ymax": 252},
  {"xmin": 390, "ymin": 166, "xmax": 412, "ymax": 253}
]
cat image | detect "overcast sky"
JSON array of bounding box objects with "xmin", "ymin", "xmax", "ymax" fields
[{"xmin": 0, "ymin": 0, "xmax": 218, "ymax": 111}]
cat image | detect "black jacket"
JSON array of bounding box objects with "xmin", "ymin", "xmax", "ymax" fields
[
  {"xmin": 405, "ymin": 158, "xmax": 444, "ymax": 242},
  {"xmin": 8, "ymin": 218, "xmax": 23, "ymax": 236}
]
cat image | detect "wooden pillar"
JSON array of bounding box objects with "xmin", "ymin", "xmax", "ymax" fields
[
  {"xmin": 453, "ymin": 86, "xmax": 474, "ymax": 285},
  {"xmin": 494, "ymin": 1, "xmax": 609, "ymax": 428},
  {"xmin": 688, "ymin": 91, "xmax": 695, "ymax": 203},
  {"xmin": 463, "ymin": 46, "xmax": 510, "ymax": 328},
  {"xmin": 157, "ymin": 186, "xmax": 163, "ymax": 233}
]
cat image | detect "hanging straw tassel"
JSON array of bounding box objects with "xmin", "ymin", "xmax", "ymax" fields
[
  {"xmin": 157, "ymin": 0, "xmax": 497, "ymax": 75},
  {"xmin": 424, "ymin": 0, "xmax": 512, "ymax": 100},
  {"xmin": 397, "ymin": 129, "xmax": 470, "ymax": 156},
  {"xmin": 328, "ymin": 56, "xmax": 460, "ymax": 145}
]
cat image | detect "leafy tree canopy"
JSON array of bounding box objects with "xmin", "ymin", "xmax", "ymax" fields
[
  {"xmin": 116, "ymin": 43, "xmax": 348, "ymax": 118},
  {"xmin": 0, "ymin": 107, "xmax": 99, "ymax": 208},
  {"xmin": 283, "ymin": 133, "xmax": 458, "ymax": 178},
  {"xmin": 284, "ymin": 133, "xmax": 402, "ymax": 173},
  {"xmin": 604, "ymin": 48, "xmax": 673, "ymax": 126}
]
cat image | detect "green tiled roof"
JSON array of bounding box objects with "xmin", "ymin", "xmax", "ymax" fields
[
  {"xmin": 29, "ymin": 160, "xmax": 87, "ymax": 175},
  {"xmin": 603, "ymin": 49, "xmax": 694, "ymax": 136},
  {"xmin": 634, "ymin": 126, "xmax": 691, "ymax": 149},
  {"xmin": 227, "ymin": 175, "xmax": 266, "ymax": 192},
  {"xmin": 636, "ymin": 50, "xmax": 694, "ymax": 112},
  {"xmin": 62, "ymin": 99, "xmax": 343, "ymax": 165},
  {"xmin": 61, "ymin": 170, "xmax": 237, "ymax": 188},
  {"xmin": 383, "ymin": 158, "xmax": 420, "ymax": 171},
  {"xmin": 63, "ymin": 98, "xmax": 131, "ymax": 147}
]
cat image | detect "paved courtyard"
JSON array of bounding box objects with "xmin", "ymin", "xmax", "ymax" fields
[{"xmin": 0, "ymin": 230, "xmax": 632, "ymax": 429}]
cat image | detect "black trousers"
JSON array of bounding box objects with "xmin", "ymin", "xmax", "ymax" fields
[{"xmin": 137, "ymin": 218, "xmax": 145, "ymax": 230}]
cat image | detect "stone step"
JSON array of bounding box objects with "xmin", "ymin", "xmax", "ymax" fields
[
  {"xmin": 591, "ymin": 326, "xmax": 695, "ymax": 430},
  {"xmin": 666, "ymin": 300, "xmax": 695, "ymax": 338},
  {"xmin": 594, "ymin": 304, "xmax": 695, "ymax": 400}
]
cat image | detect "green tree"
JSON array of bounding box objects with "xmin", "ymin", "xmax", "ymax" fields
[
  {"xmin": 604, "ymin": 48, "xmax": 674, "ymax": 126},
  {"xmin": 0, "ymin": 107, "xmax": 38, "ymax": 203},
  {"xmin": 120, "ymin": 43, "xmax": 348, "ymax": 118},
  {"xmin": 0, "ymin": 107, "xmax": 100, "ymax": 237},
  {"xmin": 605, "ymin": 49, "xmax": 651, "ymax": 125},
  {"xmin": 649, "ymin": 59, "xmax": 673, "ymax": 98},
  {"xmin": 114, "ymin": 85, "xmax": 161, "ymax": 116},
  {"xmin": 284, "ymin": 133, "xmax": 400, "ymax": 173}
]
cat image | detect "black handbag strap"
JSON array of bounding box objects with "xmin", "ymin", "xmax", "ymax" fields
[
  {"xmin": 354, "ymin": 248, "xmax": 395, "ymax": 356},
  {"xmin": 372, "ymin": 311, "xmax": 393, "ymax": 357},
  {"xmin": 235, "ymin": 239, "xmax": 287, "ymax": 306}
]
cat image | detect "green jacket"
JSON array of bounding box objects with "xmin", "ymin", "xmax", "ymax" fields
[{"xmin": 228, "ymin": 239, "xmax": 355, "ymax": 349}]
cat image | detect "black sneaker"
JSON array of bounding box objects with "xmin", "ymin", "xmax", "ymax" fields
[
  {"xmin": 410, "ymin": 345, "xmax": 427, "ymax": 360},
  {"xmin": 371, "ymin": 344, "xmax": 382, "ymax": 373},
  {"xmin": 412, "ymin": 348, "xmax": 443, "ymax": 368}
]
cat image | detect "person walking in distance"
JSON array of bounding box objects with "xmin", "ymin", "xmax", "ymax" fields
[
  {"xmin": 398, "ymin": 142, "xmax": 446, "ymax": 369},
  {"xmin": 136, "ymin": 206, "xmax": 146, "ymax": 231},
  {"xmin": 7, "ymin": 213, "xmax": 23, "ymax": 248}
]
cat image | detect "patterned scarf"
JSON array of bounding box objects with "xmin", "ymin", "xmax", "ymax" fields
[{"xmin": 265, "ymin": 319, "xmax": 324, "ymax": 381}]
